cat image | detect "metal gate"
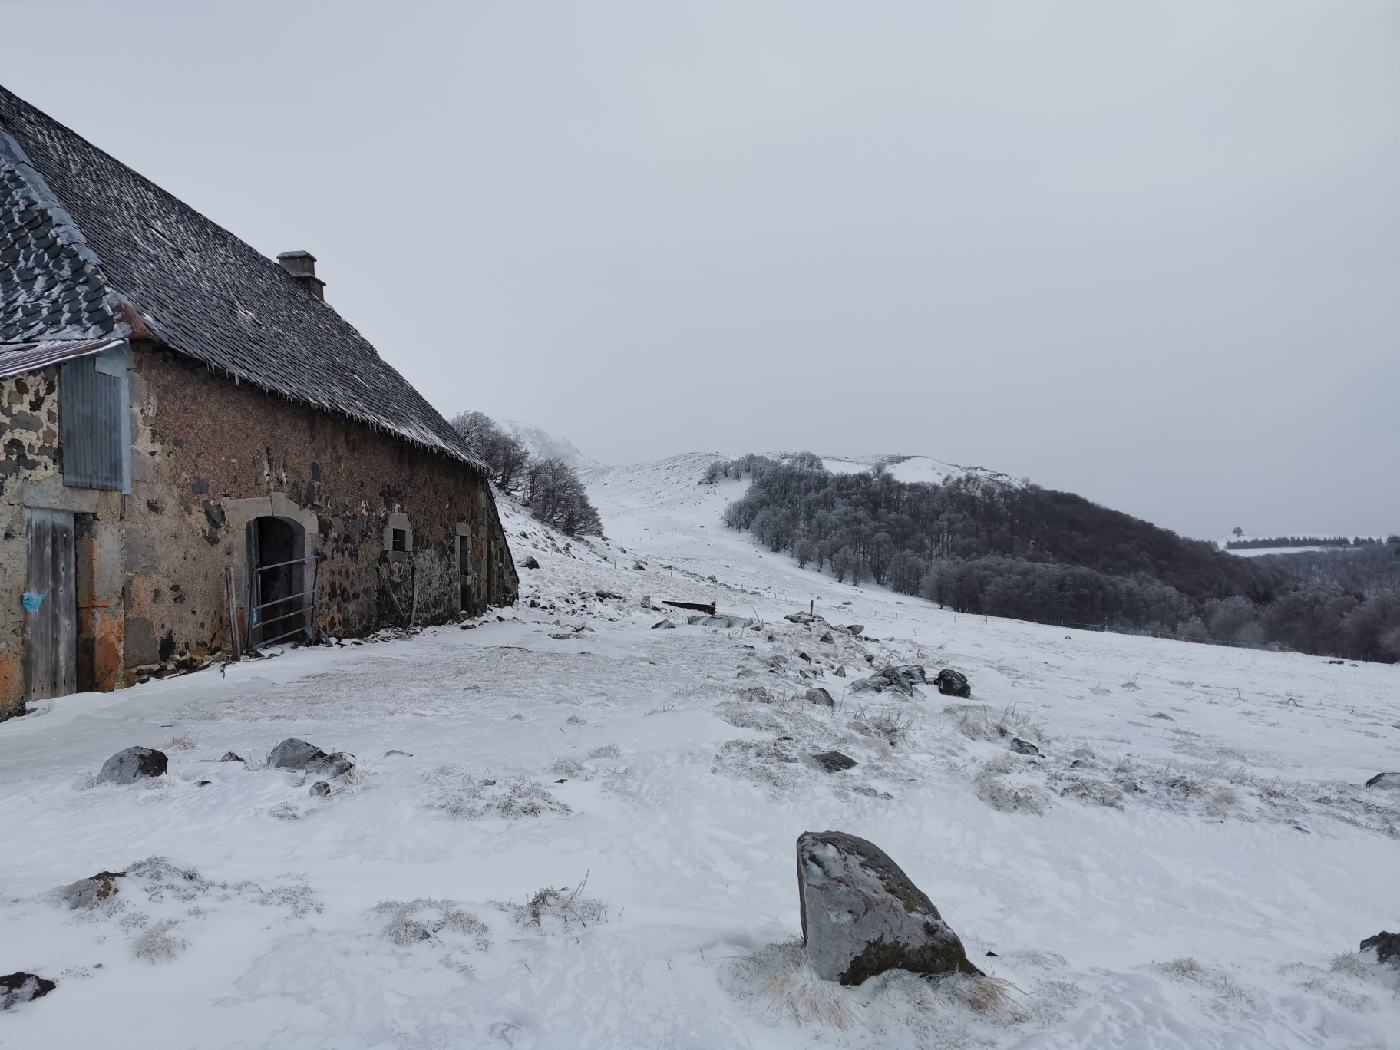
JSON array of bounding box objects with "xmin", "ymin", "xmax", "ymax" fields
[
  {"xmin": 24, "ymin": 507, "xmax": 76, "ymax": 699},
  {"xmin": 247, "ymin": 554, "xmax": 321, "ymax": 649}
]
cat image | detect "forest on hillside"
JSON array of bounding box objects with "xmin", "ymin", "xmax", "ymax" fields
[{"xmin": 708, "ymin": 455, "xmax": 1400, "ymax": 663}]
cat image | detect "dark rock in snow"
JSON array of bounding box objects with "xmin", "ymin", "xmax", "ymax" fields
[
  {"xmin": 267, "ymin": 738, "xmax": 354, "ymax": 777},
  {"xmin": 804, "ymin": 687, "xmax": 835, "ymax": 708},
  {"xmin": 1364, "ymin": 772, "xmax": 1400, "ymax": 791},
  {"xmin": 845, "ymin": 625, "xmax": 864, "ymax": 636},
  {"xmin": 522, "ymin": 556, "xmax": 541, "ymax": 570},
  {"xmin": 98, "ymin": 746, "xmax": 168, "ymax": 784},
  {"xmin": 60, "ymin": 871, "xmax": 123, "ymax": 909},
  {"xmin": 811, "ymin": 750, "xmax": 857, "ymax": 773},
  {"xmin": 384, "ymin": 750, "xmax": 414, "ymax": 758},
  {"xmin": 0, "ymin": 972, "xmax": 55, "ymax": 1010},
  {"xmin": 850, "ymin": 665, "xmax": 926, "ymax": 697},
  {"xmin": 796, "ymin": 831, "xmax": 981, "ymax": 985},
  {"xmin": 820, "ymin": 631, "xmax": 835, "ymax": 643},
  {"xmin": 1009, "ymin": 737, "xmax": 1041, "ymax": 756},
  {"xmin": 934, "ymin": 669, "xmax": 972, "ymax": 698},
  {"xmin": 308, "ymin": 781, "xmax": 332, "ymax": 798},
  {"xmin": 1360, "ymin": 931, "xmax": 1400, "ymax": 966},
  {"xmin": 687, "ymin": 613, "xmax": 755, "ymax": 629},
  {"xmin": 785, "ymin": 611, "xmax": 825, "ymax": 625},
  {"xmin": 651, "ymin": 619, "xmax": 677, "ymax": 630},
  {"xmin": 220, "ymin": 751, "xmax": 244, "ymax": 763}
]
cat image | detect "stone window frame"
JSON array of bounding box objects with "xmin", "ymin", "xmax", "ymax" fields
[{"xmin": 383, "ymin": 512, "xmax": 413, "ymax": 562}]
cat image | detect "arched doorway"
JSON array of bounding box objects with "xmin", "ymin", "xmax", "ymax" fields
[{"xmin": 246, "ymin": 516, "xmax": 310, "ymax": 646}]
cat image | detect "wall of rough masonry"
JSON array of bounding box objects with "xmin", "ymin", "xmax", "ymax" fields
[
  {"xmin": 0, "ymin": 369, "xmax": 62, "ymax": 714},
  {"xmin": 0, "ymin": 343, "xmax": 518, "ymax": 718}
]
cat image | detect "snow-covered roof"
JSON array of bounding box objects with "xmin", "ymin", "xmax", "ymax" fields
[{"xmin": 0, "ymin": 84, "xmax": 484, "ymax": 471}]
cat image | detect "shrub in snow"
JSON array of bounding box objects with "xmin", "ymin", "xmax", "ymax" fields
[
  {"xmin": 371, "ymin": 899, "xmax": 490, "ymax": 950},
  {"xmin": 98, "ymin": 746, "xmax": 167, "ymax": 784},
  {"xmin": 975, "ymin": 760, "xmax": 1050, "ymax": 815},
  {"xmin": 424, "ymin": 768, "xmax": 571, "ymax": 820},
  {"xmin": 796, "ymin": 831, "xmax": 981, "ymax": 986},
  {"xmin": 508, "ymin": 877, "xmax": 607, "ymax": 934},
  {"xmin": 132, "ymin": 919, "xmax": 185, "ymax": 963}
]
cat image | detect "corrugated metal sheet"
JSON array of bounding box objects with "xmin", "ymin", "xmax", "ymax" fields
[
  {"xmin": 59, "ymin": 344, "xmax": 130, "ymax": 492},
  {"xmin": 0, "ymin": 336, "xmax": 124, "ymax": 379}
]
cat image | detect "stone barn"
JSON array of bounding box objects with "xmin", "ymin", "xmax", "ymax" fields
[{"xmin": 0, "ymin": 86, "xmax": 517, "ymax": 716}]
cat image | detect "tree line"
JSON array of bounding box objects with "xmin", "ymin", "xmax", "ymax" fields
[
  {"xmin": 710, "ymin": 454, "xmax": 1400, "ymax": 663},
  {"xmin": 1224, "ymin": 535, "xmax": 1386, "ymax": 550},
  {"xmin": 450, "ymin": 411, "xmax": 603, "ymax": 537}
]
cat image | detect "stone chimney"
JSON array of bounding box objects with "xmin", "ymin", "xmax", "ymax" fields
[{"xmin": 276, "ymin": 250, "xmax": 325, "ymax": 301}]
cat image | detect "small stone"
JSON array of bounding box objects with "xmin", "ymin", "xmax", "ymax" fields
[
  {"xmin": 220, "ymin": 752, "xmax": 243, "ymax": 763},
  {"xmin": 97, "ymin": 746, "xmax": 168, "ymax": 784},
  {"xmin": 804, "ymin": 687, "xmax": 835, "ymax": 708},
  {"xmin": 934, "ymin": 669, "xmax": 971, "ymax": 698},
  {"xmin": 523, "ymin": 556, "xmax": 541, "ymax": 569},
  {"xmin": 308, "ymin": 781, "xmax": 331, "ymax": 798},
  {"xmin": 845, "ymin": 625, "xmax": 864, "ymax": 635},
  {"xmin": 0, "ymin": 972, "xmax": 55, "ymax": 1010},
  {"xmin": 60, "ymin": 871, "xmax": 124, "ymax": 909},
  {"xmin": 1009, "ymin": 737, "xmax": 1041, "ymax": 756},
  {"xmin": 797, "ymin": 831, "xmax": 981, "ymax": 985},
  {"xmin": 651, "ymin": 619, "xmax": 677, "ymax": 630},
  {"xmin": 384, "ymin": 750, "xmax": 413, "ymax": 757},
  {"xmin": 819, "ymin": 632, "xmax": 834, "ymax": 643},
  {"xmin": 1364, "ymin": 772, "xmax": 1400, "ymax": 791},
  {"xmin": 811, "ymin": 750, "xmax": 857, "ymax": 773}
]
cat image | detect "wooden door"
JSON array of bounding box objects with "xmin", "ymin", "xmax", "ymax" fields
[{"xmin": 24, "ymin": 508, "xmax": 77, "ymax": 700}]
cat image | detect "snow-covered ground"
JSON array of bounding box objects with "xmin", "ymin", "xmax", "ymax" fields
[
  {"xmin": 819, "ymin": 453, "xmax": 1017, "ymax": 487},
  {"xmin": 2, "ymin": 453, "xmax": 1398, "ymax": 1049}
]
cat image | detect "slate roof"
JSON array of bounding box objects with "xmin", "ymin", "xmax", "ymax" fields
[{"xmin": 0, "ymin": 84, "xmax": 482, "ymax": 470}]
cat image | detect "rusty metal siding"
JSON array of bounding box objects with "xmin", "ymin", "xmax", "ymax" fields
[{"xmin": 59, "ymin": 344, "xmax": 130, "ymax": 492}]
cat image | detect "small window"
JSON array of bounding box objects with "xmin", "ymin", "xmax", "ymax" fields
[{"xmin": 391, "ymin": 528, "xmax": 407, "ymax": 553}]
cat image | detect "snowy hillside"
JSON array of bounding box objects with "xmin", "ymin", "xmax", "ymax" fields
[
  {"xmin": 1, "ymin": 454, "xmax": 1398, "ymax": 1049},
  {"xmin": 819, "ymin": 453, "xmax": 1018, "ymax": 487},
  {"xmin": 499, "ymin": 418, "xmax": 606, "ymax": 475}
]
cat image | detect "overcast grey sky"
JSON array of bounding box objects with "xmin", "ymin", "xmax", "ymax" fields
[{"xmin": 5, "ymin": 0, "xmax": 1397, "ymax": 538}]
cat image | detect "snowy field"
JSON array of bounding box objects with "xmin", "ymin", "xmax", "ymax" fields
[{"xmin": 2, "ymin": 452, "xmax": 1398, "ymax": 1049}]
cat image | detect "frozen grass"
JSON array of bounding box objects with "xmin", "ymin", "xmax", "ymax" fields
[
  {"xmin": 370, "ymin": 898, "xmax": 490, "ymax": 950},
  {"xmin": 132, "ymin": 918, "xmax": 185, "ymax": 963},
  {"xmin": 506, "ymin": 875, "xmax": 607, "ymax": 934},
  {"xmin": 423, "ymin": 768, "xmax": 572, "ymax": 820}
]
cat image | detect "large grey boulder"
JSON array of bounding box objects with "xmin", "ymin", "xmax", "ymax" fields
[
  {"xmin": 267, "ymin": 739, "xmax": 354, "ymax": 777},
  {"xmin": 60, "ymin": 871, "xmax": 123, "ymax": 909},
  {"xmin": 98, "ymin": 747, "xmax": 167, "ymax": 784},
  {"xmin": 797, "ymin": 831, "xmax": 981, "ymax": 985},
  {"xmin": 1364, "ymin": 772, "xmax": 1400, "ymax": 792}
]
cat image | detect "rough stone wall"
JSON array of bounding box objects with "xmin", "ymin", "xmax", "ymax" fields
[
  {"xmin": 0, "ymin": 370, "xmax": 61, "ymax": 715},
  {"xmin": 0, "ymin": 343, "xmax": 517, "ymax": 717},
  {"xmin": 121, "ymin": 343, "xmax": 517, "ymax": 673}
]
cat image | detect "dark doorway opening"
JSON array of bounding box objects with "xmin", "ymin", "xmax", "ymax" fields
[
  {"xmin": 458, "ymin": 531, "xmax": 472, "ymax": 612},
  {"xmin": 246, "ymin": 516, "xmax": 309, "ymax": 646}
]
